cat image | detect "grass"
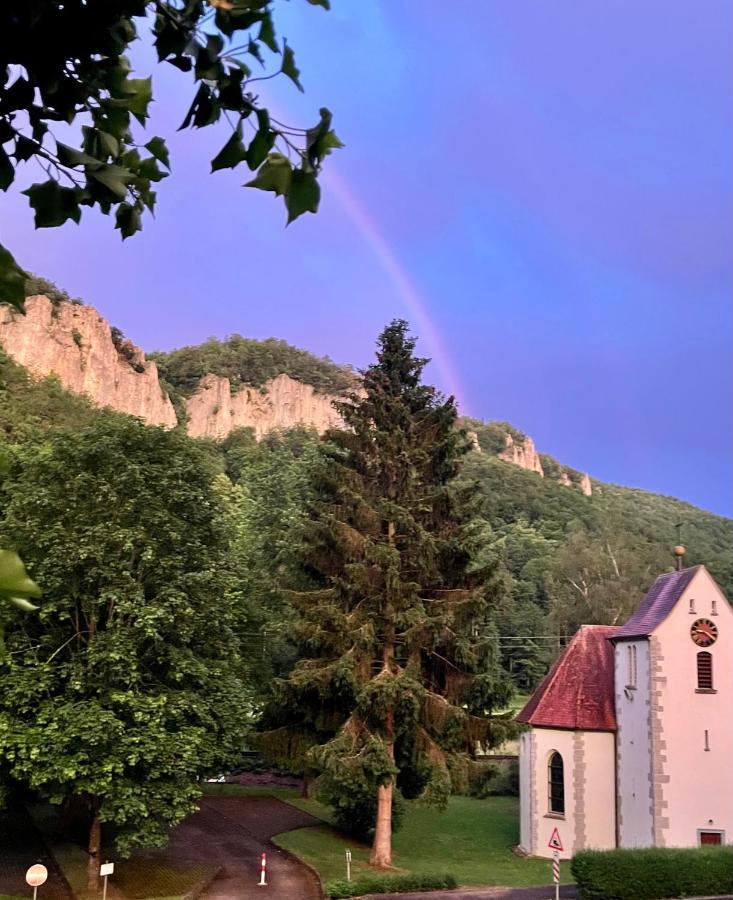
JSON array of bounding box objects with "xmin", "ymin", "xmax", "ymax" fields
[{"xmin": 267, "ymin": 789, "xmax": 572, "ymax": 889}]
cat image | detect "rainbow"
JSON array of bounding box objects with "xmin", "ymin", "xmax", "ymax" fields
[{"xmin": 324, "ymin": 169, "xmax": 470, "ymax": 414}]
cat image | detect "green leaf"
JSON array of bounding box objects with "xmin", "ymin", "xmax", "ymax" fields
[
  {"xmin": 138, "ymin": 158, "xmax": 168, "ymax": 183},
  {"xmin": 22, "ymin": 181, "xmax": 82, "ymax": 228},
  {"xmin": 211, "ymin": 125, "xmax": 247, "ymax": 172},
  {"xmin": 98, "ymin": 132, "xmax": 120, "ymax": 158},
  {"xmin": 145, "ymin": 137, "xmax": 170, "ymax": 170},
  {"xmin": 286, "ymin": 168, "xmax": 320, "ymax": 224},
  {"xmin": 8, "ymin": 596, "xmax": 39, "ymax": 612},
  {"xmin": 0, "ymin": 549, "xmax": 42, "ymax": 602},
  {"xmin": 245, "ymin": 153, "xmax": 292, "ymax": 196},
  {"xmin": 179, "ymin": 84, "xmax": 219, "ymax": 130},
  {"xmin": 306, "ymin": 0, "xmax": 331, "ymax": 7},
  {"xmin": 281, "ymin": 42, "xmax": 303, "ymax": 92},
  {"xmin": 0, "ymin": 243, "xmax": 27, "ymax": 312},
  {"xmin": 305, "ymin": 108, "xmax": 343, "ymax": 166},
  {"xmin": 0, "ymin": 148, "xmax": 14, "ymax": 191},
  {"xmin": 56, "ymin": 143, "xmax": 100, "ymax": 168},
  {"xmin": 91, "ymin": 165, "xmax": 134, "ymax": 201},
  {"xmin": 115, "ymin": 203, "xmax": 142, "ymax": 239},
  {"xmin": 123, "ymin": 77, "xmax": 153, "ymax": 124},
  {"xmin": 246, "ymin": 112, "xmax": 275, "ymax": 170},
  {"xmin": 14, "ymin": 135, "xmax": 37, "ymax": 163},
  {"xmin": 258, "ymin": 13, "xmax": 279, "ymax": 53}
]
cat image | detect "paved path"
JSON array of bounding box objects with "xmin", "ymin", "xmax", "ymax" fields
[
  {"xmin": 0, "ymin": 806, "xmax": 72, "ymax": 900},
  {"xmin": 367, "ymin": 887, "xmax": 577, "ymax": 900},
  {"xmin": 144, "ymin": 795, "xmax": 323, "ymax": 900}
]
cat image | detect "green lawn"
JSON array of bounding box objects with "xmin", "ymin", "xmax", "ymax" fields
[{"xmin": 271, "ymin": 791, "xmax": 572, "ymax": 889}]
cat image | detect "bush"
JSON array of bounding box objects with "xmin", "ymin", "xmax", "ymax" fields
[
  {"xmin": 571, "ymin": 846, "xmax": 733, "ymax": 900},
  {"xmin": 318, "ymin": 782, "xmax": 406, "ymax": 842},
  {"xmin": 326, "ymin": 872, "xmax": 457, "ymax": 898}
]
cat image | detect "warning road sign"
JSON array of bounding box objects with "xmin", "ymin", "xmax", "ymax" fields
[{"xmin": 548, "ymin": 827, "xmax": 564, "ymax": 851}]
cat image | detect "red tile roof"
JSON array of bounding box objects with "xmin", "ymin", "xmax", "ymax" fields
[
  {"xmin": 516, "ymin": 625, "xmax": 618, "ymax": 731},
  {"xmin": 612, "ymin": 566, "xmax": 700, "ymax": 640}
]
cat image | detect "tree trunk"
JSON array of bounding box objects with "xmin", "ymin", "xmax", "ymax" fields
[
  {"xmin": 370, "ymin": 779, "xmax": 394, "ymax": 867},
  {"xmin": 87, "ymin": 808, "xmax": 101, "ymax": 892},
  {"xmin": 371, "ymin": 520, "xmax": 397, "ymax": 870},
  {"xmin": 301, "ymin": 773, "xmax": 314, "ymax": 799}
]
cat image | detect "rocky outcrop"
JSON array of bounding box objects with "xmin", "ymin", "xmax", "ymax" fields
[
  {"xmin": 185, "ymin": 372, "xmax": 344, "ymax": 439},
  {"xmin": 579, "ymin": 473, "xmax": 593, "ymax": 497},
  {"xmin": 499, "ymin": 434, "xmax": 544, "ymax": 477},
  {"xmin": 0, "ymin": 296, "xmax": 177, "ymax": 427},
  {"xmin": 466, "ymin": 430, "xmax": 482, "ymax": 452}
]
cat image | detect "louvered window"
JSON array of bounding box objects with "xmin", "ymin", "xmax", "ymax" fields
[{"xmin": 697, "ymin": 651, "xmax": 713, "ymax": 690}]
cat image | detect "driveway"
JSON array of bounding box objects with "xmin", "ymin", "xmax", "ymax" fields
[{"xmin": 144, "ymin": 795, "xmax": 323, "ymax": 900}]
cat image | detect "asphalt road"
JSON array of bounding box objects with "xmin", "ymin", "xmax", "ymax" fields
[
  {"xmin": 150, "ymin": 795, "xmax": 323, "ymax": 900},
  {"xmin": 367, "ymin": 887, "xmax": 577, "ymax": 900}
]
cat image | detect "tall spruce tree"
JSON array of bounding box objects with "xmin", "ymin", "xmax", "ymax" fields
[{"xmin": 261, "ymin": 321, "xmax": 512, "ymax": 868}]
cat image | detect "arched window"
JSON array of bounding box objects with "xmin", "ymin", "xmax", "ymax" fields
[
  {"xmin": 697, "ymin": 652, "xmax": 713, "ymax": 691},
  {"xmin": 548, "ymin": 752, "xmax": 565, "ymax": 815}
]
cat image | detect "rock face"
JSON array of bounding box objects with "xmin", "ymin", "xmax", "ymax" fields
[
  {"xmin": 0, "ymin": 296, "xmax": 177, "ymax": 427},
  {"xmin": 0, "ymin": 297, "xmax": 596, "ymax": 496},
  {"xmin": 185, "ymin": 372, "xmax": 344, "ymax": 439},
  {"xmin": 499, "ymin": 434, "xmax": 544, "ymax": 477}
]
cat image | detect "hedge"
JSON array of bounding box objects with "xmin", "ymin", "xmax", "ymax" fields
[
  {"xmin": 571, "ymin": 846, "xmax": 733, "ymax": 900},
  {"xmin": 326, "ymin": 872, "xmax": 457, "ymax": 898}
]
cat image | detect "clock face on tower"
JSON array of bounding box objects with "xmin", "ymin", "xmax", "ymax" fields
[{"xmin": 690, "ymin": 618, "xmax": 718, "ymax": 647}]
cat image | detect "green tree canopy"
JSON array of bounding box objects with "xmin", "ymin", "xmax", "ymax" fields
[
  {"xmin": 0, "ymin": 415, "xmax": 250, "ymax": 888},
  {"xmin": 0, "ymin": 0, "xmax": 341, "ymax": 310},
  {"xmin": 260, "ymin": 321, "xmax": 513, "ymax": 868}
]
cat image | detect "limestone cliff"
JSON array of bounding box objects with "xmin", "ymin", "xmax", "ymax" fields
[
  {"xmin": 0, "ymin": 296, "xmax": 177, "ymax": 427},
  {"xmin": 185, "ymin": 372, "xmax": 343, "ymax": 439},
  {"xmin": 499, "ymin": 433, "xmax": 544, "ymax": 477}
]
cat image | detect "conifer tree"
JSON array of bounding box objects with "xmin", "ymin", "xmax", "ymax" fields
[{"xmin": 261, "ymin": 321, "xmax": 512, "ymax": 868}]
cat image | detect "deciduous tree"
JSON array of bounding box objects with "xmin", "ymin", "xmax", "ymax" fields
[
  {"xmin": 0, "ymin": 0, "xmax": 341, "ymax": 309},
  {"xmin": 0, "ymin": 415, "xmax": 250, "ymax": 889}
]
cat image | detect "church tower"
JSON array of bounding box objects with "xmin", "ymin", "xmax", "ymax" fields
[{"xmin": 612, "ymin": 565, "xmax": 733, "ymax": 848}]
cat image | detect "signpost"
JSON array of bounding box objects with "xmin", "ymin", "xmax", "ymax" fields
[
  {"xmin": 258, "ymin": 852, "xmax": 267, "ymax": 887},
  {"xmin": 547, "ymin": 828, "xmax": 563, "ymax": 900},
  {"xmin": 25, "ymin": 864, "xmax": 48, "ymax": 900},
  {"xmin": 345, "ymin": 849, "xmax": 352, "ymax": 882},
  {"xmin": 100, "ymin": 861, "xmax": 114, "ymax": 900}
]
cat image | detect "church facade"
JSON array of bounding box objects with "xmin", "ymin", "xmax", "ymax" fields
[{"xmin": 517, "ymin": 565, "xmax": 732, "ymax": 859}]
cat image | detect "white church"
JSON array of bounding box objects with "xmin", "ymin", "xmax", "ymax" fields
[{"xmin": 517, "ymin": 564, "xmax": 732, "ymax": 859}]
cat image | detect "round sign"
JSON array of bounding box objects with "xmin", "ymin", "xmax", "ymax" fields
[{"xmin": 25, "ymin": 864, "xmax": 48, "ymax": 888}]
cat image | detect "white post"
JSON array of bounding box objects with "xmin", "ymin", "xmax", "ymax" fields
[
  {"xmin": 258, "ymin": 852, "xmax": 267, "ymax": 886},
  {"xmin": 345, "ymin": 849, "xmax": 352, "ymax": 882},
  {"xmin": 102, "ymin": 874, "xmax": 108, "ymax": 900},
  {"xmin": 553, "ymin": 850, "xmax": 560, "ymax": 900},
  {"xmin": 32, "ymin": 888, "xmax": 37, "ymax": 900}
]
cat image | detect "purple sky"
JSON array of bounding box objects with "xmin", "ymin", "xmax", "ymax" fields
[{"xmin": 3, "ymin": 2, "xmax": 732, "ymax": 515}]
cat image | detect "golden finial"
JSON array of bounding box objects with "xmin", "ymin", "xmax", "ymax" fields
[{"xmin": 674, "ymin": 523, "xmax": 685, "ymax": 571}]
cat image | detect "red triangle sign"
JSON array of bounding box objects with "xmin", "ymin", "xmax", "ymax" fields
[{"xmin": 548, "ymin": 827, "xmax": 564, "ymax": 851}]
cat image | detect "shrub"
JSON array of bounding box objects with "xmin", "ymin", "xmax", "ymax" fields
[
  {"xmin": 571, "ymin": 846, "xmax": 733, "ymax": 900},
  {"xmin": 326, "ymin": 872, "xmax": 457, "ymax": 898}
]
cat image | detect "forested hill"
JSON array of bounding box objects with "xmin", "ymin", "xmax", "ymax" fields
[
  {"xmin": 1, "ymin": 339, "xmax": 731, "ymax": 693},
  {"xmin": 149, "ymin": 335, "xmax": 356, "ymax": 397}
]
